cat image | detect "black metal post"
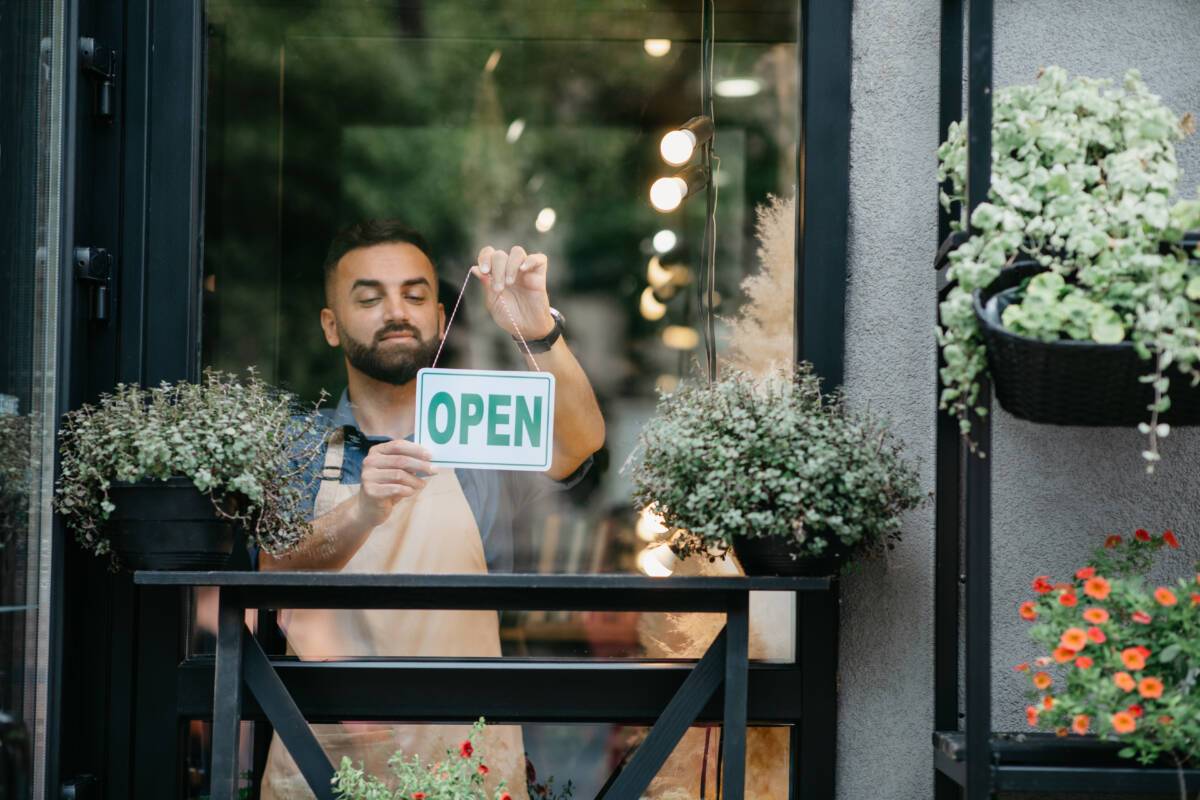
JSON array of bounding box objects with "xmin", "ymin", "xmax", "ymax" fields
[
  {"xmin": 794, "ymin": 587, "xmax": 838, "ymax": 799},
  {"xmin": 721, "ymin": 593, "xmax": 750, "ymax": 800},
  {"xmin": 210, "ymin": 591, "xmax": 245, "ymax": 799},
  {"xmin": 131, "ymin": 584, "xmax": 184, "ymax": 798},
  {"xmin": 963, "ymin": 1, "xmax": 994, "ymax": 798},
  {"xmin": 934, "ymin": 2, "xmax": 965, "ymax": 800}
]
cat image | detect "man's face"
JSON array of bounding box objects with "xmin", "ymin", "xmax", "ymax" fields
[{"xmin": 320, "ymin": 242, "xmax": 445, "ymax": 386}]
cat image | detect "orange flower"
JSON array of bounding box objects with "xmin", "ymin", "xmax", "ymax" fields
[
  {"xmin": 1155, "ymin": 587, "xmax": 1177, "ymax": 607},
  {"xmin": 1014, "ymin": 662, "xmax": 1030, "ymax": 672},
  {"xmin": 1019, "ymin": 601, "xmax": 1038, "ymax": 621},
  {"xmin": 1055, "ymin": 726, "xmax": 1069, "ymax": 738},
  {"xmin": 1033, "ymin": 672, "xmax": 1052, "ymax": 690},
  {"xmin": 1058, "ymin": 592, "xmax": 1078, "ymax": 607},
  {"xmin": 1132, "ymin": 610, "xmax": 1152, "ymax": 624},
  {"xmin": 1121, "ymin": 648, "xmax": 1147, "ymax": 670},
  {"xmin": 1083, "ymin": 577, "xmax": 1111, "ymax": 600},
  {"xmin": 1053, "ymin": 647, "xmax": 1076, "ymax": 664},
  {"xmin": 1114, "ymin": 671, "xmax": 1137, "ymax": 692},
  {"xmin": 1111, "ymin": 711, "xmax": 1137, "ymax": 734},
  {"xmin": 1104, "ymin": 534, "xmax": 1122, "ymax": 548},
  {"xmin": 1032, "ymin": 576, "xmax": 1053, "ymax": 594},
  {"xmin": 1087, "ymin": 626, "xmax": 1107, "ymax": 644},
  {"xmin": 1082, "ymin": 607, "xmax": 1109, "ymax": 624},
  {"xmin": 1163, "ymin": 530, "xmax": 1180, "ymax": 549},
  {"xmin": 1075, "ymin": 566, "xmax": 1096, "ymax": 580},
  {"xmin": 1074, "ymin": 656, "xmax": 1094, "ymax": 669},
  {"xmin": 1135, "ymin": 528, "xmax": 1151, "ymax": 542},
  {"xmin": 1072, "ymin": 714, "xmax": 1090, "ymax": 735},
  {"xmin": 1026, "ymin": 705, "xmax": 1039, "ymax": 726},
  {"xmin": 1191, "ymin": 593, "xmax": 1200, "ymax": 606},
  {"xmin": 1138, "ymin": 677, "xmax": 1164, "ymax": 699},
  {"xmin": 1043, "ymin": 695, "xmax": 1055, "ymax": 710},
  {"xmin": 1059, "ymin": 628, "xmax": 1087, "ymax": 652}
]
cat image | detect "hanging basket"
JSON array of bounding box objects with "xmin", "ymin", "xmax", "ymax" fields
[
  {"xmin": 105, "ymin": 477, "xmax": 239, "ymax": 570},
  {"xmin": 973, "ymin": 262, "xmax": 1200, "ymax": 427}
]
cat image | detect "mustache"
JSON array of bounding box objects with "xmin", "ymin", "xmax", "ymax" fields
[{"xmin": 374, "ymin": 323, "xmax": 423, "ymax": 344}]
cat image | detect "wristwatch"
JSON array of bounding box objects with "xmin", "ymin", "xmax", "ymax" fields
[{"xmin": 515, "ymin": 307, "xmax": 565, "ymax": 354}]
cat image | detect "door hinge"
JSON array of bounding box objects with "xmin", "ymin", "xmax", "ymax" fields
[
  {"xmin": 79, "ymin": 37, "xmax": 117, "ymax": 122},
  {"xmin": 74, "ymin": 246, "xmax": 114, "ymax": 323}
]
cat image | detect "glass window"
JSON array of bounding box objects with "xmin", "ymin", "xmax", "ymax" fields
[{"xmin": 0, "ymin": 1, "xmax": 67, "ymax": 797}]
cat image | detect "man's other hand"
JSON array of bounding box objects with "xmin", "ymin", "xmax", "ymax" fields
[
  {"xmin": 471, "ymin": 245, "xmax": 556, "ymax": 340},
  {"xmin": 352, "ymin": 439, "xmax": 437, "ymax": 528}
]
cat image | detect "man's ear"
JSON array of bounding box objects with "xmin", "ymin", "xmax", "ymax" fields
[
  {"xmin": 437, "ymin": 302, "xmax": 446, "ymax": 339},
  {"xmin": 320, "ymin": 307, "xmax": 340, "ymax": 347}
]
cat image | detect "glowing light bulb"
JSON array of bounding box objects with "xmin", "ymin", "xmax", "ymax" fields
[
  {"xmin": 646, "ymin": 256, "xmax": 673, "ymax": 289},
  {"xmin": 652, "ymin": 230, "xmax": 677, "ymax": 253},
  {"xmin": 715, "ymin": 78, "xmax": 760, "ymax": 98},
  {"xmin": 662, "ymin": 325, "xmax": 700, "ymax": 350},
  {"xmin": 639, "ymin": 287, "xmax": 667, "ymax": 321},
  {"xmin": 637, "ymin": 543, "xmax": 678, "ymax": 577},
  {"xmin": 643, "ymin": 39, "xmax": 672, "ymax": 57},
  {"xmin": 650, "ymin": 177, "xmax": 687, "ymax": 212},
  {"xmin": 660, "ymin": 130, "xmax": 697, "ymax": 166},
  {"xmin": 535, "ymin": 207, "xmax": 557, "ymax": 233},
  {"xmin": 506, "ymin": 118, "xmax": 526, "ymax": 144},
  {"xmin": 636, "ymin": 506, "xmax": 669, "ymax": 542}
]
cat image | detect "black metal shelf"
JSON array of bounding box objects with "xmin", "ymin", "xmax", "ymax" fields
[
  {"xmin": 931, "ymin": 2, "xmax": 1197, "ymax": 798},
  {"xmin": 934, "ymin": 732, "xmax": 1200, "ymax": 795}
]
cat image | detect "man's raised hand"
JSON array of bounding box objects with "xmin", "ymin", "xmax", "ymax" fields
[{"xmin": 471, "ymin": 245, "xmax": 555, "ymax": 339}]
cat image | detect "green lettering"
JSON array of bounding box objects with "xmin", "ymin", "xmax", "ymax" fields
[
  {"xmin": 428, "ymin": 392, "xmax": 455, "ymax": 445},
  {"xmin": 459, "ymin": 393, "xmax": 484, "ymax": 444},
  {"xmin": 514, "ymin": 396, "xmax": 542, "ymax": 447},
  {"xmin": 487, "ymin": 394, "xmax": 512, "ymax": 446}
]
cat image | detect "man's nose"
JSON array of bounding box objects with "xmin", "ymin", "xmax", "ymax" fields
[{"xmin": 380, "ymin": 293, "xmax": 411, "ymax": 324}]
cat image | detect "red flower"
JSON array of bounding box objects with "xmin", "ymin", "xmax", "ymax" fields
[
  {"xmin": 1128, "ymin": 704, "xmax": 1144, "ymax": 718},
  {"xmin": 1074, "ymin": 656, "xmax": 1094, "ymax": 669},
  {"xmin": 1043, "ymin": 695, "xmax": 1055, "ymax": 710},
  {"xmin": 1014, "ymin": 662, "xmax": 1030, "ymax": 672},
  {"xmin": 1075, "ymin": 566, "xmax": 1096, "ymax": 580},
  {"xmin": 1191, "ymin": 593, "xmax": 1200, "ymax": 607},
  {"xmin": 1032, "ymin": 576, "xmax": 1053, "ymax": 594},
  {"xmin": 478, "ymin": 764, "xmax": 490, "ymax": 776},
  {"xmin": 1058, "ymin": 592, "xmax": 1078, "ymax": 608},
  {"xmin": 501, "ymin": 795, "xmax": 513, "ymax": 800},
  {"xmin": 1163, "ymin": 530, "xmax": 1180, "ymax": 549},
  {"xmin": 1086, "ymin": 626, "xmax": 1107, "ymax": 644},
  {"xmin": 1132, "ymin": 610, "xmax": 1152, "ymax": 624},
  {"xmin": 1026, "ymin": 705, "xmax": 1039, "ymax": 726},
  {"xmin": 412, "ymin": 794, "xmax": 426, "ymax": 800},
  {"xmin": 1136, "ymin": 645, "xmax": 1152, "ymax": 659},
  {"xmin": 1154, "ymin": 587, "xmax": 1177, "ymax": 607},
  {"xmin": 1104, "ymin": 534, "xmax": 1122, "ymax": 548},
  {"xmin": 459, "ymin": 740, "xmax": 473, "ymax": 758},
  {"xmin": 1135, "ymin": 528, "xmax": 1152, "ymax": 542},
  {"xmin": 1019, "ymin": 601, "xmax": 1038, "ymax": 621}
]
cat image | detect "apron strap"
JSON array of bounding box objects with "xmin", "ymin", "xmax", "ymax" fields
[{"xmin": 321, "ymin": 427, "xmax": 347, "ymax": 481}]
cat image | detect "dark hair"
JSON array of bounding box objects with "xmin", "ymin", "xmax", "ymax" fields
[{"xmin": 322, "ymin": 219, "xmax": 437, "ymax": 300}]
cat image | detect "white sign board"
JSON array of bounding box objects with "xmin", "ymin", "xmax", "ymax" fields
[{"xmin": 414, "ymin": 368, "xmax": 556, "ymax": 471}]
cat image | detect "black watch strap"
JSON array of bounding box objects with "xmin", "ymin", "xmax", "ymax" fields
[{"xmin": 515, "ymin": 308, "xmax": 564, "ymax": 354}]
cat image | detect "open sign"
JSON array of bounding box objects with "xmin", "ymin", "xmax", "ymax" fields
[{"xmin": 414, "ymin": 368, "xmax": 556, "ymax": 471}]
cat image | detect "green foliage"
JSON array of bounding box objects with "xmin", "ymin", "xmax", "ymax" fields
[
  {"xmin": 936, "ymin": 67, "xmax": 1200, "ymax": 469},
  {"xmin": 53, "ymin": 368, "xmax": 329, "ymax": 561},
  {"xmin": 626, "ymin": 366, "xmax": 923, "ymax": 564},
  {"xmin": 0, "ymin": 413, "xmax": 31, "ymax": 551},
  {"xmin": 1016, "ymin": 530, "xmax": 1200, "ymax": 766},
  {"xmin": 332, "ymin": 719, "xmax": 511, "ymax": 800}
]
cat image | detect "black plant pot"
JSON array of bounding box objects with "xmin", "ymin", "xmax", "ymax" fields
[
  {"xmin": 105, "ymin": 477, "xmax": 238, "ymax": 570},
  {"xmin": 974, "ymin": 262, "xmax": 1200, "ymax": 426},
  {"xmin": 732, "ymin": 534, "xmax": 848, "ymax": 577}
]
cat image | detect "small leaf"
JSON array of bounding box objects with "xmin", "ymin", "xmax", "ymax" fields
[
  {"xmin": 1159, "ymin": 644, "xmax": 1181, "ymax": 663},
  {"xmin": 1188, "ymin": 275, "xmax": 1200, "ymax": 301},
  {"xmin": 1118, "ymin": 747, "xmax": 1136, "ymax": 758}
]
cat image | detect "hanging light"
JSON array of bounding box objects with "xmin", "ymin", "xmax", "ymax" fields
[
  {"xmin": 649, "ymin": 164, "xmax": 709, "ymax": 213},
  {"xmin": 535, "ymin": 207, "xmax": 557, "ymax": 233},
  {"xmin": 639, "ymin": 287, "xmax": 667, "ymax": 321},
  {"xmin": 715, "ymin": 77, "xmax": 760, "ymax": 98},
  {"xmin": 662, "ymin": 325, "xmax": 700, "ymax": 350},
  {"xmin": 659, "ymin": 115, "xmax": 714, "ymax": 166},
  {"xmin": 506, "ymin": 118, "xmax": 526, "ymax": 143},
  {"xmin": 652, "ymin": 229, "xmax": 677, "ymax": 253},
  {"xmin": 636, "ymin": 506, "xmax": 669, "ymax": 542},
  {"xmin": 636, "ymin": 543, "xmax": 678, "ymax": 577},
  {"xmin": 643, "ymin": 39, "xmax": 672, "ymax": 57},
  {"xmin": 646, "ymin": 256, "xmax": 673, "ymax": 289}
]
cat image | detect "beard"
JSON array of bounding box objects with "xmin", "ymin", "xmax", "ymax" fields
[{"xmin": 339, "ymin": 321, "xmax": 441, "ymax": 386}]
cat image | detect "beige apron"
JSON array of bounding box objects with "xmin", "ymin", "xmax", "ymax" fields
[{"xmin": 261, "ymin": 430, "xmax": 527, "ymax": 799}]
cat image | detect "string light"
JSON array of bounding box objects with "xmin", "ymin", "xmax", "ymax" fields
[
  {"xmin": 506, "ymin": 119, "xmax": 526, "ymax": 143},
  {"xmin": 535, "ymin": 207, "xmax": 557, "ymax": 233},
  {"xmin": 649, "ymin": 164, "xmax": 709, "ymax": 213},
  {"xmin": 636, "ymin": 506, "xmax": 669, "ymax": 542},
  {"xmin": 636, "ymin": 543, "xmax": 678, "ymax": 577},
  {"xmin": 643, "ymin": 39, "xmax": 672, "ymax": 57},
  {"xmin": 639, "ymin": 287, "xmax": 667, "ymax": 321},
  {"xmin": 662, "ymin": 325, "xmax": 700, "ymax": 350},
  {"xmin": 652, "ymin": 230, "xmax": 677, "ymax": 253},
  {"xmin": 714, "ymin": 77, "xmax": 760, "ymax": 98},
  {"xmin": 659, "ymin": 115, "xmax": 714, "ymax": 166}
]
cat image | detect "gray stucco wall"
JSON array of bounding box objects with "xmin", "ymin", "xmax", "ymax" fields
[{"xmin": 839, "ymin": 2, "xmax": 1200, "ymax": 798}]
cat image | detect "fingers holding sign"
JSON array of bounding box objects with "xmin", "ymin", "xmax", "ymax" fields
[
  {"xmin": 354, "ymin": 438, "xmax": 438, "ymax": 528},
  {"xmin": 473, "ymin": 245, "xmax": 548, "ymax": 295}
]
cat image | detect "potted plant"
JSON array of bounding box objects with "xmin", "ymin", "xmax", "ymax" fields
[
  {"xmin": 626, "ymin": 366, "xmax": 923, "ymax": 576},
  {"xmin": 333, "ymin": 719, "xmax": 515, "ymax": 800},
  {"xmin": 937, "ymin": 66, "xmax": 1200, "ymax": 471},
  {"xmin": 54, "ymin": 369, "xmax": 328, "ymax": 570},
  {"xmin": 1014, "ymin": 529, "xmax": 1199, "ymax": 768}
]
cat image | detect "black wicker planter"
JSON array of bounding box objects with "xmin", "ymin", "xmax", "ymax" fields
[
  {"xmin": 105, "ymin": 477, "xmax": 239, "ymax": 570},
  {"xmin": 732, "ymin": 534, "xmax": 846, "ymax": 577},
  {"xmin": 974, "ymin": 262, "xmax": 1200, "ymax": 427}
]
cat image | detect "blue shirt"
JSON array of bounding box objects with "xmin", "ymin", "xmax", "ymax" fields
[{"xmin": 299, "ymin": 389, "xmax": 591, "ymax": 573}]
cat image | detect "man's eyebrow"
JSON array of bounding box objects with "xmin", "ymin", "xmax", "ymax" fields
[{"xmin": 348, "ymin": 277, "xmax": 431, "ymax": 293}]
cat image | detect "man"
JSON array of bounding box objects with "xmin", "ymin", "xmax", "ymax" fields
[{"xmin": 259, "ymin": 219, "xmax": 605, "ymax": 798}]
